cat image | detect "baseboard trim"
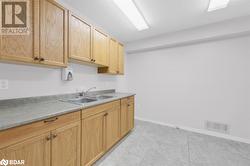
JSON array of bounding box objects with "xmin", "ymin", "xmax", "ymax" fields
[{"xmin": 135, "ymin": 117, "xmax": 250, "ymax": 144}]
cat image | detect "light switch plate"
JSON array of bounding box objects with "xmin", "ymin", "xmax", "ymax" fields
[{"xmin": 0, "ymin": 80, "xmax": 8, "ymax": 89}]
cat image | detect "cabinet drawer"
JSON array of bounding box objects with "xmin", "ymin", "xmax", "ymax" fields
[
  {"xmin": 81, "ymin": 100, "xmax": 120, "ymax": 119},
  {"xmin": 0, "ymin": 111, "xmax": 80, "ymax": 148}
]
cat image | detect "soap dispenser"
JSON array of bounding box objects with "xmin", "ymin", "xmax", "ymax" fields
[{"xmin": 62, "ymin": 67, "xmax": 73, "ymax": 81}]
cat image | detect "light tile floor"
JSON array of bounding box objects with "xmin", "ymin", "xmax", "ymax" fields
[{"xmin": 95, "ymin": 120, "xmax": 250, "ymax": 166}]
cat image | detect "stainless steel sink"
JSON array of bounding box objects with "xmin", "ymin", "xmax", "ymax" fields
[
  {"xmin": 68, "ymin": 97, "xmax": 97, "ymax": 104},
  {"xmin": 95, "ymin": 95, "xmax": 114, "ymax": 100},
  {"xmin": 66, "ymin": 95, "xmax": 115, "ymax": 105}
]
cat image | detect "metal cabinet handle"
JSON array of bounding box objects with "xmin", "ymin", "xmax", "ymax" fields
[
  {"xmin": 46, "ymin": 135, "xmax": 51, "ymax": 141},
  {"xmin": 34, "ymin": 57, "xmax": 39, "ymax": 61},
  {"xmin": 44, "ymin": 117, "xmax": 58, "ymax": 123},
  {"xmin": 52, "ymin": 134, "xmax": 57, "ymax": 139},
  {"xmin": 39, "ymin": 57, "xmax": 45, "ymax": 62}
]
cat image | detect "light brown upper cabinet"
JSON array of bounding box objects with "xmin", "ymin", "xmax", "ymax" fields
[
  {"xmin": 40, "ymin": 0, "xmax": 68, "ymax": 67},
  {"xmin": 0, "ymin": 0, "xmax": 126, "ymax": 71},
  {"xmin": 118, "ymin": 43, "xmax": 125, "ymax": 74},
  {"xmin": 92, "ymin": 28, "xmax": 109, "ymax": 66},
  {"xmin": 68, "ymin": 12, "xmax": 92, "ymax": 63},
  {"xmin": 0, "ymin": 0, "xmax": 39, "ymax": 64},
  {"xmin": 98, "ymin": 38, "xmax": 118, "ymax": 74},
  {"xmin": 98, "ymin": 40, "xmax": 124, "ymax": 75},
  {"xmin": 0, "ymin": 0, "xmax": 68, "ymax": 67},
  {"xmin": 108, "ymin": 38, "xmax": 119, "ymax": 74}
]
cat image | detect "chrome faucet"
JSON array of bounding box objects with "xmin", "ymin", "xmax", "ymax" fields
[{"xmin": 80, "ymin": 87, "xmax": 96, "ymax": 97}]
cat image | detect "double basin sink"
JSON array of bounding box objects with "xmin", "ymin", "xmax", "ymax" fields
[{"xmin": 66, "ymin": 95, "xmax": 114, "ymax": 105}]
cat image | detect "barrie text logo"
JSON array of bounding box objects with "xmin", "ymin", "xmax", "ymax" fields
[
  {"xmin": 0, "ymin": 0, "xmax": 30, "ymax": 35},
  {"xmin": 0, "ymin": 159, "xmax": 25, "ymax": 166}
]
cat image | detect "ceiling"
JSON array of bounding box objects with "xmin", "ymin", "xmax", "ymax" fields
[{"xmin": 61, "ymin": 0, "xmax": 250, "ymax": 43}]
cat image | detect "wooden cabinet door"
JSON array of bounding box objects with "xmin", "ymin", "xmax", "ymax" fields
[
  {"xmin": 0, "ymin": 132, "xmax": 50, "ymax": 166},
  {"xmin": 69, "ymin": 12, "xmax": 92, "ymax": 62},
  {"xmin": 0, "ymin": 0, "xmax": 39, "ymax": 63},
  {"xmin": 92, "ymin": 28, "xmax": 108, "ymax": 66},
  {"xmin": 108, "ymin": 38, "xmax": 118, "ymax": 74},
  {"xmin": 120, "ymin": 98, "xmax": 129, "ymax": 137},
  {"xmin": 118, "ymin": 43, "xmax": 124, "ymax": 74},
  {"xmin": 128, "ymin": 102, "xmax": 135, "ymax": 131},
  {"xmin": 82, "ymin": 112, "xmax": 106, "ymax": 166},
  {"xmin": 106, "ymin": 101, "xmax": 120, "ymax": 150},
  {"xmin": 40, "ymin": 0, "xmax": 68, "ymax": 67},
  {"xmin": 51, "ymin": 121, "xmax": 80, "ymax": 166}
]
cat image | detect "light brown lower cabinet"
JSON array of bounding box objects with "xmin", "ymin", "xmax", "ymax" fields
[
  {"xmin": 120, "ymin": 98, "xmax": 129, "ymax": 137},
  {"xmin": 0, "ymin": 112, "xmax": 81, "ymax": 166},
  {"xmin": 81, "ymin": 97, "xmax": 134, "ymax": 166},
  {"xmin": 51, "ymin": 122, "xmax": 81, "ymax": 166},
  {"xmin": 105, "ymin": 101, "xmax": 121, "ymax": 150},
  {"xmin": 121, "ymin": 96, "xmax": 135, "ymax": 137},
  {"xmin": 0, "ymin": 97, "xmax": 135, "ymax": 166},
  {"xmin": 81, "ymin": 100, "xmax": 121, "ymax": 166},
  {"xmin": 128, "ymin": 97, "xmax": 135, "ymax": 131},
  {"xmin": 81, "ymin": 111, "xmax": 106, "ymax": 166},
  {"xmin": 0, "ymin": 132, "xmax": 51, "ymax": 166}
]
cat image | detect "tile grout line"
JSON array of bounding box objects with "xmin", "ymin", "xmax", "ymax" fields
[{"xmin": 187, "ymin": 133, "xmax": 191, "ymax": 166}]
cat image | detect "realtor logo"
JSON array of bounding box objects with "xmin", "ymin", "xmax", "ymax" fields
[
  {"xmin": 0, "ymin": 0, "xmax": 30, "ymax": 35},
  {"xmin": 2, "ymin": 1, "xmax": 27, "ymax": 27},
  {"xmin": 0, "ymin": 159, "xmax": 8, "ymax": 166}
]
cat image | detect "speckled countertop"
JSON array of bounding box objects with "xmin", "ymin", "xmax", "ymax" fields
[{"xmin": 0, "ymin": 90, "xmax": 135, "ymax": 131}]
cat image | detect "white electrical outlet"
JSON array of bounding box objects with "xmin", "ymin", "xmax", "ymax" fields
[{"xmin": 0, "ymin": 80, "xmax": 8, "ymax": 90}]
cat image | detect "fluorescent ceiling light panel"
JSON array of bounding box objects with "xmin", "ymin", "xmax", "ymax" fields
[
  {"xmin": 113, "ymin": 0, "xmax": 149, "ymax": 31},
  {"xmin": 208, "ymin": 0, "xmax": 230, "ymax": 12}
]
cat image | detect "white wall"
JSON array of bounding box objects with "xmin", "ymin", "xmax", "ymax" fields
[
  {"xmin": 127, "ymin": 35, "xmax": 250, "ymax": 140},
  {"xmin": 0, "ymin": 62, "xmax": 127, "ymax": 100}
]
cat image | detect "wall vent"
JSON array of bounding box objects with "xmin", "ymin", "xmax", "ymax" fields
[{"xmin": 205, "ymin": 121, "xmax": 230, "ymax": 134}]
